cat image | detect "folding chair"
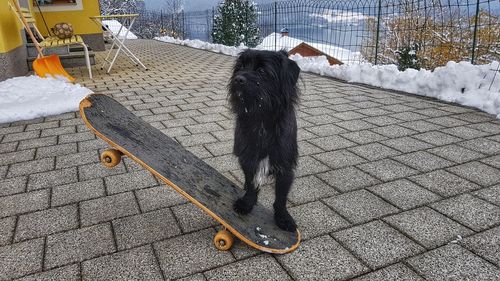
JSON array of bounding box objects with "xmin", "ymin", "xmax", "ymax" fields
[{"xmin": 9, "ymin": 0, "xmax": 92, "ymax": 79}]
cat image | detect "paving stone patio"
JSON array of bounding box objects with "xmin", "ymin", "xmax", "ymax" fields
[{"xmin": 1, "ymin": 39, "xmax": 500, "ymax": 280}]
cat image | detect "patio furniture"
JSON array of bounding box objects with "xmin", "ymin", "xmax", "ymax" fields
[
  {"xmin": 8, "ymin": 0, "xmax": 92, "ymax": 80},
  {"xmin": 90, "ymin": 14, "xmax": 147, "ymax": 74}
]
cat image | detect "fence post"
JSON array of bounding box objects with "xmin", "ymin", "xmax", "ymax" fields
[
  {"xmin": 206, "ymin": 9, "xmax": 210, "ymax": 42},
  {"xmin": 471, "ymin": 0, "xmax": 480, "ymax": 64},
  {"xmin": 274, "ymin": 2, "xmax": 277, "ymax": 51},
  {"xmin": 212, "ymin": 7, "xmax": 215, "ymax": 42},
  {"xmin": 374, "ymin": 0, "xmax": 382, "ymax": 65},
  {"xmin": 182, "ymin": 10, "xmax": 185, "ymax": 39},
  {"xmin": 160, "ymin": 10, "xmax": 163, "ymax": 31}
]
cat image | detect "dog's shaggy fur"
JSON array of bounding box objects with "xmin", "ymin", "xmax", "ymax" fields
[{"xmin": 228, "ymin": 49, "xmax": 300, "ymax": 232}]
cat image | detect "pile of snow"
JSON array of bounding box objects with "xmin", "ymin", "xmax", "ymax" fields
[
  {"xmin": 154, "ymin": 35, "xmax": 499, "ymax": 119},
  {"xmin": 102, "ymin": 20, "xmax": 137, "ymax": 39},
  {"xmin": 310, "ymin": 9, "xmax": 368, "ymax": 23},
  {"xmin": 0, "ymin": 76, "xmax": 92, "ymax": 123},
  {"xmin": 292, "ymin": 54, "xmax": 500, "ymax": 118},
  {"xmin": 156, "ymin": 36, "xmax": 247, "ymax": 56},
  {"xmin": 258, "ymin": 33, "xmax": 362, "ymax": 64}
]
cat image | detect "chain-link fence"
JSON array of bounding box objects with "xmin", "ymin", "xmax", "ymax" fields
[{"xmin": 131, "ymin": 0, "xmax": 499, "ymax": 68}]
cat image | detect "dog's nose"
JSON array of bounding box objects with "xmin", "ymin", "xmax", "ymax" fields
[{"xmin": 234, "ymin": 75, "xmax": 247, "ymax": 85}]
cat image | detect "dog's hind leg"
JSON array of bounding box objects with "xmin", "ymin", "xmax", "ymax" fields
[
  {"xmin": 234, "ymin": 160, "xmax": 260, "ymax": 215},
  {"xmin": 273, "ymin": 170, "xmax": 297, "ymax": 232}
]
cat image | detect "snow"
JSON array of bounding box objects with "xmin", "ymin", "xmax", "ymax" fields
[
  {"xmin": 155, "ymin": 36, "xmax": 247, "ymax": 56},
  {"xmin": 310, "ymin": 9, "xmax": 368, "ymax": 23},
  {"xmin": 102, "ymin": 20, "xmax": 138, "ymax": 39},
  {"xmin": 0, "ymin": 76, "xmax": 92, "ymax": 123},
  {"xmin": 291, "ymin": 54, "xmax": 500, "ymax": 118},
  {"xmin": 257, "ymin": 33, "xmax": 362, "ymax": 64},
  {"xmin": 154, "ymin": 35, "xmax": 500, "ymax": 119}
]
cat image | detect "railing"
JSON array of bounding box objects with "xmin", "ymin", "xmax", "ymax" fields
[{"xmin": 132, "ymin": 0, "xmax": 500, "ymax": 69}]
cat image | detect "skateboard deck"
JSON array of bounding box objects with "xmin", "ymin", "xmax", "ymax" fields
[{"xmin": 79, "ymin": 94, "xmax": 300, "ymax": 254}]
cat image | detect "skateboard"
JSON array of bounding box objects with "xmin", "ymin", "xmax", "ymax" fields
[{"xmin": 79, "ymin": 94, "xmax": 300, "ymax": 254}]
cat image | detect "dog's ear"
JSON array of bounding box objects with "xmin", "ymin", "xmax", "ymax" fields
[
  {"xmin": 278, "ymin": 49, "xmax": 289, "ymax": 57},
  {"xmin": 278, "ymin": 50, "xmax": 300, "ymax": 85},
  {"xmin": 287, "ymin": 57, "xmax": 300, "ymax": 85}
]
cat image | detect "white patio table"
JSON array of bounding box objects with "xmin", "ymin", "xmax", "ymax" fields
[{"xmin": 90, "ymin": 14, "xmax": 147, "ymax": 74}]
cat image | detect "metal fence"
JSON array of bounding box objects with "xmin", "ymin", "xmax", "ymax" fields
[{"xmin": 132, "ymin": 0, "xmax": 500, "ymax": 68}]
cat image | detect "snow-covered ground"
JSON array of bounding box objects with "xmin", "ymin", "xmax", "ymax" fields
[
  {"xmin": 0, "ymin": 76, "xmax": 92, "ymax": 123},
  {"xmin": 155, "ymin": 36, "xmax": 245, "ymax": 56},
  {"xmin": 292, "ymin": 55, "xmax": 500, "ymax": 119},
  {"xmin": 155, "ymin": 35, "xmax": 500, "ymax": 119},
  {"xmin": 102, "ymin": 20, "xmax": 138, "ymax": 40}
]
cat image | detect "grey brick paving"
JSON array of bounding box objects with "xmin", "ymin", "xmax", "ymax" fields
[
  {"xmin": 51, "ymin": 179, "xmax": 105, "ymax": 207},
  {"xmin": 82, "ymin": 245, "xmax": 163, "ymax": 281},
  {"xmin": 481, "ymin": 154, "xmax": 500, "ymax": 169},
  {"xmin": 474, "ymin": 185, "xmax": 500, "ymax": 206},
  {"xmin": 393, "ymin": 151, "xmax": 453, "ymax": 172},
  {"xmin": 113, "ymin": 208, "xmax": 181, "ymax": 250},
  {"xmin": 78, "ymin": 161, "xmax": 127, "ymax": 181},
  {"xmin": 0, "ymin": 189, "xmax": 49, "ymax": 218},
  {"xmin": 351, "ymin": 263, "xmax": 423, "ymax": 281},
  {"xmin": 27, "ymin": 167, "xmax": 78, "ymax": 190},
  {"xmin": 18, "ymin": 136, "xmax": 58, "ymax": 151},
  {"xmin": 277, "ymin": 235, "xmax": 369, "ymax": 280},
  {"xmin": 314, "ymin": 149, "xmax": 366, "ymax": 169},
  {"xmin": 45, "ymin": 223, "xmax": 115, "ymax": 269},
  {"xmin": 7, "ymin": 157, "xmax": 54, "ymax": 177},
  {"xmin": 80, "ymin": 192, "xmax": 140, "ymax": 226},
  {"xmin": 407, "ymin": 244, "xmax": 500, "ymax": 280},
  {"xmin": 427, "ymin": 144, "xmax": 485, "ymax": 163},
  {"xmin": 0, "ymin": 216, "xmax": 15, "ymax": 246},
  {"xmin": 154, "ymin": 229, "xmax": 234, "ymax": 279},
  {"xmin": 104, "ymin": 170, "xmax": 158, "ymax": 194},
  {"xmin": 410, "ymin": 170, "xmax": 481, "ymax": 197},
  {"xmin": 381, "ymin": 137, "xmax": 433, "ymax": 153},
  {"xmin": 324, "ymin": 189, "xmax": 399, "ymax": 224},
  {"xmin": 35, "ymin": 143, "xmax": 76, "ymax": 159},
  {"xmin": 0, "ymin": 176, "xmax": 26, "ymax": 197},
  {"xmin": 430, "ymin": 194, "xmax": 500, "ymax": 232},
  {"xmin": 384, "ymin": 207, "xmax": 473, "ymax": 249},
  {"xmin": 135, "ymin": 185, "xmax": 188, "ymax": 211},
  {"xmin": 205, "ymin": 254, "xmax": 291, "ymax": 280},
  {"xmin": 347, "ymin": 142, "xmax": 400, "ymax": 161},
  {"xmin": 369, "ymin": 179, "xmax": 441, "ymax": 210},
  {"xmin": 447, "ymin": 161, "xmax": 500, "ymax": 187},
  {"xmin": 0, "ymin": 40, "xmax": 499, "ymax": 280},
  {"xmin": 288, "ymin": 175, "xmax": 338, "ymax": 204},
  {"xmin": 358, "ymin": 159, "xmax": 419, "ymax": 182},
  {"xmin": 333, "ymin": 220, "xmax": 424, "ymax": 269},
  {"xmin": 15, "ymin": 264, "xmax": 80, "ymax": 281},
  {"xmin": 289, "ymin": 201, "xmax": 350, "ymax": 239},
  {"xmin": 15, "ymin": 204, "xmax": 78, "ymax": 242},
  {"xmin": 171, "ymin": 203, "xmax": 217, "ymax": 233},
  {"xmin": 341, "ymin": 130, "xmax": 387, "ymax": 144},
  {"xmin": 460, "ymin": 226, "xmax": 500, "ymax": 267},
  {"xmin": 0, "ymin": 238, "xmax": 44, "ymax": 280},
  {"xmin": 318, "ymin": 166, "xmax": 380, "ymax": 192}
]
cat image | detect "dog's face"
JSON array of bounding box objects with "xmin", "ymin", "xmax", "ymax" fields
[{"xmin": 228, "ymin": 49, "xmax": 300, "ymax": 116}]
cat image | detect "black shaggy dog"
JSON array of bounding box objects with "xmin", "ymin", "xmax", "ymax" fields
[{"xmin": 228, "ymin": 49, "xmax": 300, "ymax": 232}]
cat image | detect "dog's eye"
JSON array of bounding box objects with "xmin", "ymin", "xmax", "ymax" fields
[{"xmin": 257, "ymin": 68, "xmax": 266, "ymax": 75}]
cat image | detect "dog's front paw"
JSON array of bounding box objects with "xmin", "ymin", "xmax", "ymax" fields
[
  {"xmin": 233, "ymin": 197, "xmax": 255, "ymax": 215},
  {"xmin": 274, "ymin": 210, "xmax": 297, "ymax": 232}
]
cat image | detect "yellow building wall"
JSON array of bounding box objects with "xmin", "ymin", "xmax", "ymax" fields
[
  {"xmin": 0, "ymin": 0, "xmax": 24, "ymax": 53},
  {"xmin": 31, "ymin": 0, "xmax": 102, "ymax": 36}
]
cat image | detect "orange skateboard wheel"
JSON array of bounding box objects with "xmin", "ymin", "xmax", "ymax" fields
[
  {"xmin": 100, "ymin": 149, "xmax": 122, "ymax": 168},
  {"xmin": 214, "ymin": 229, "xmax": 233, "ymax": 251}
]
